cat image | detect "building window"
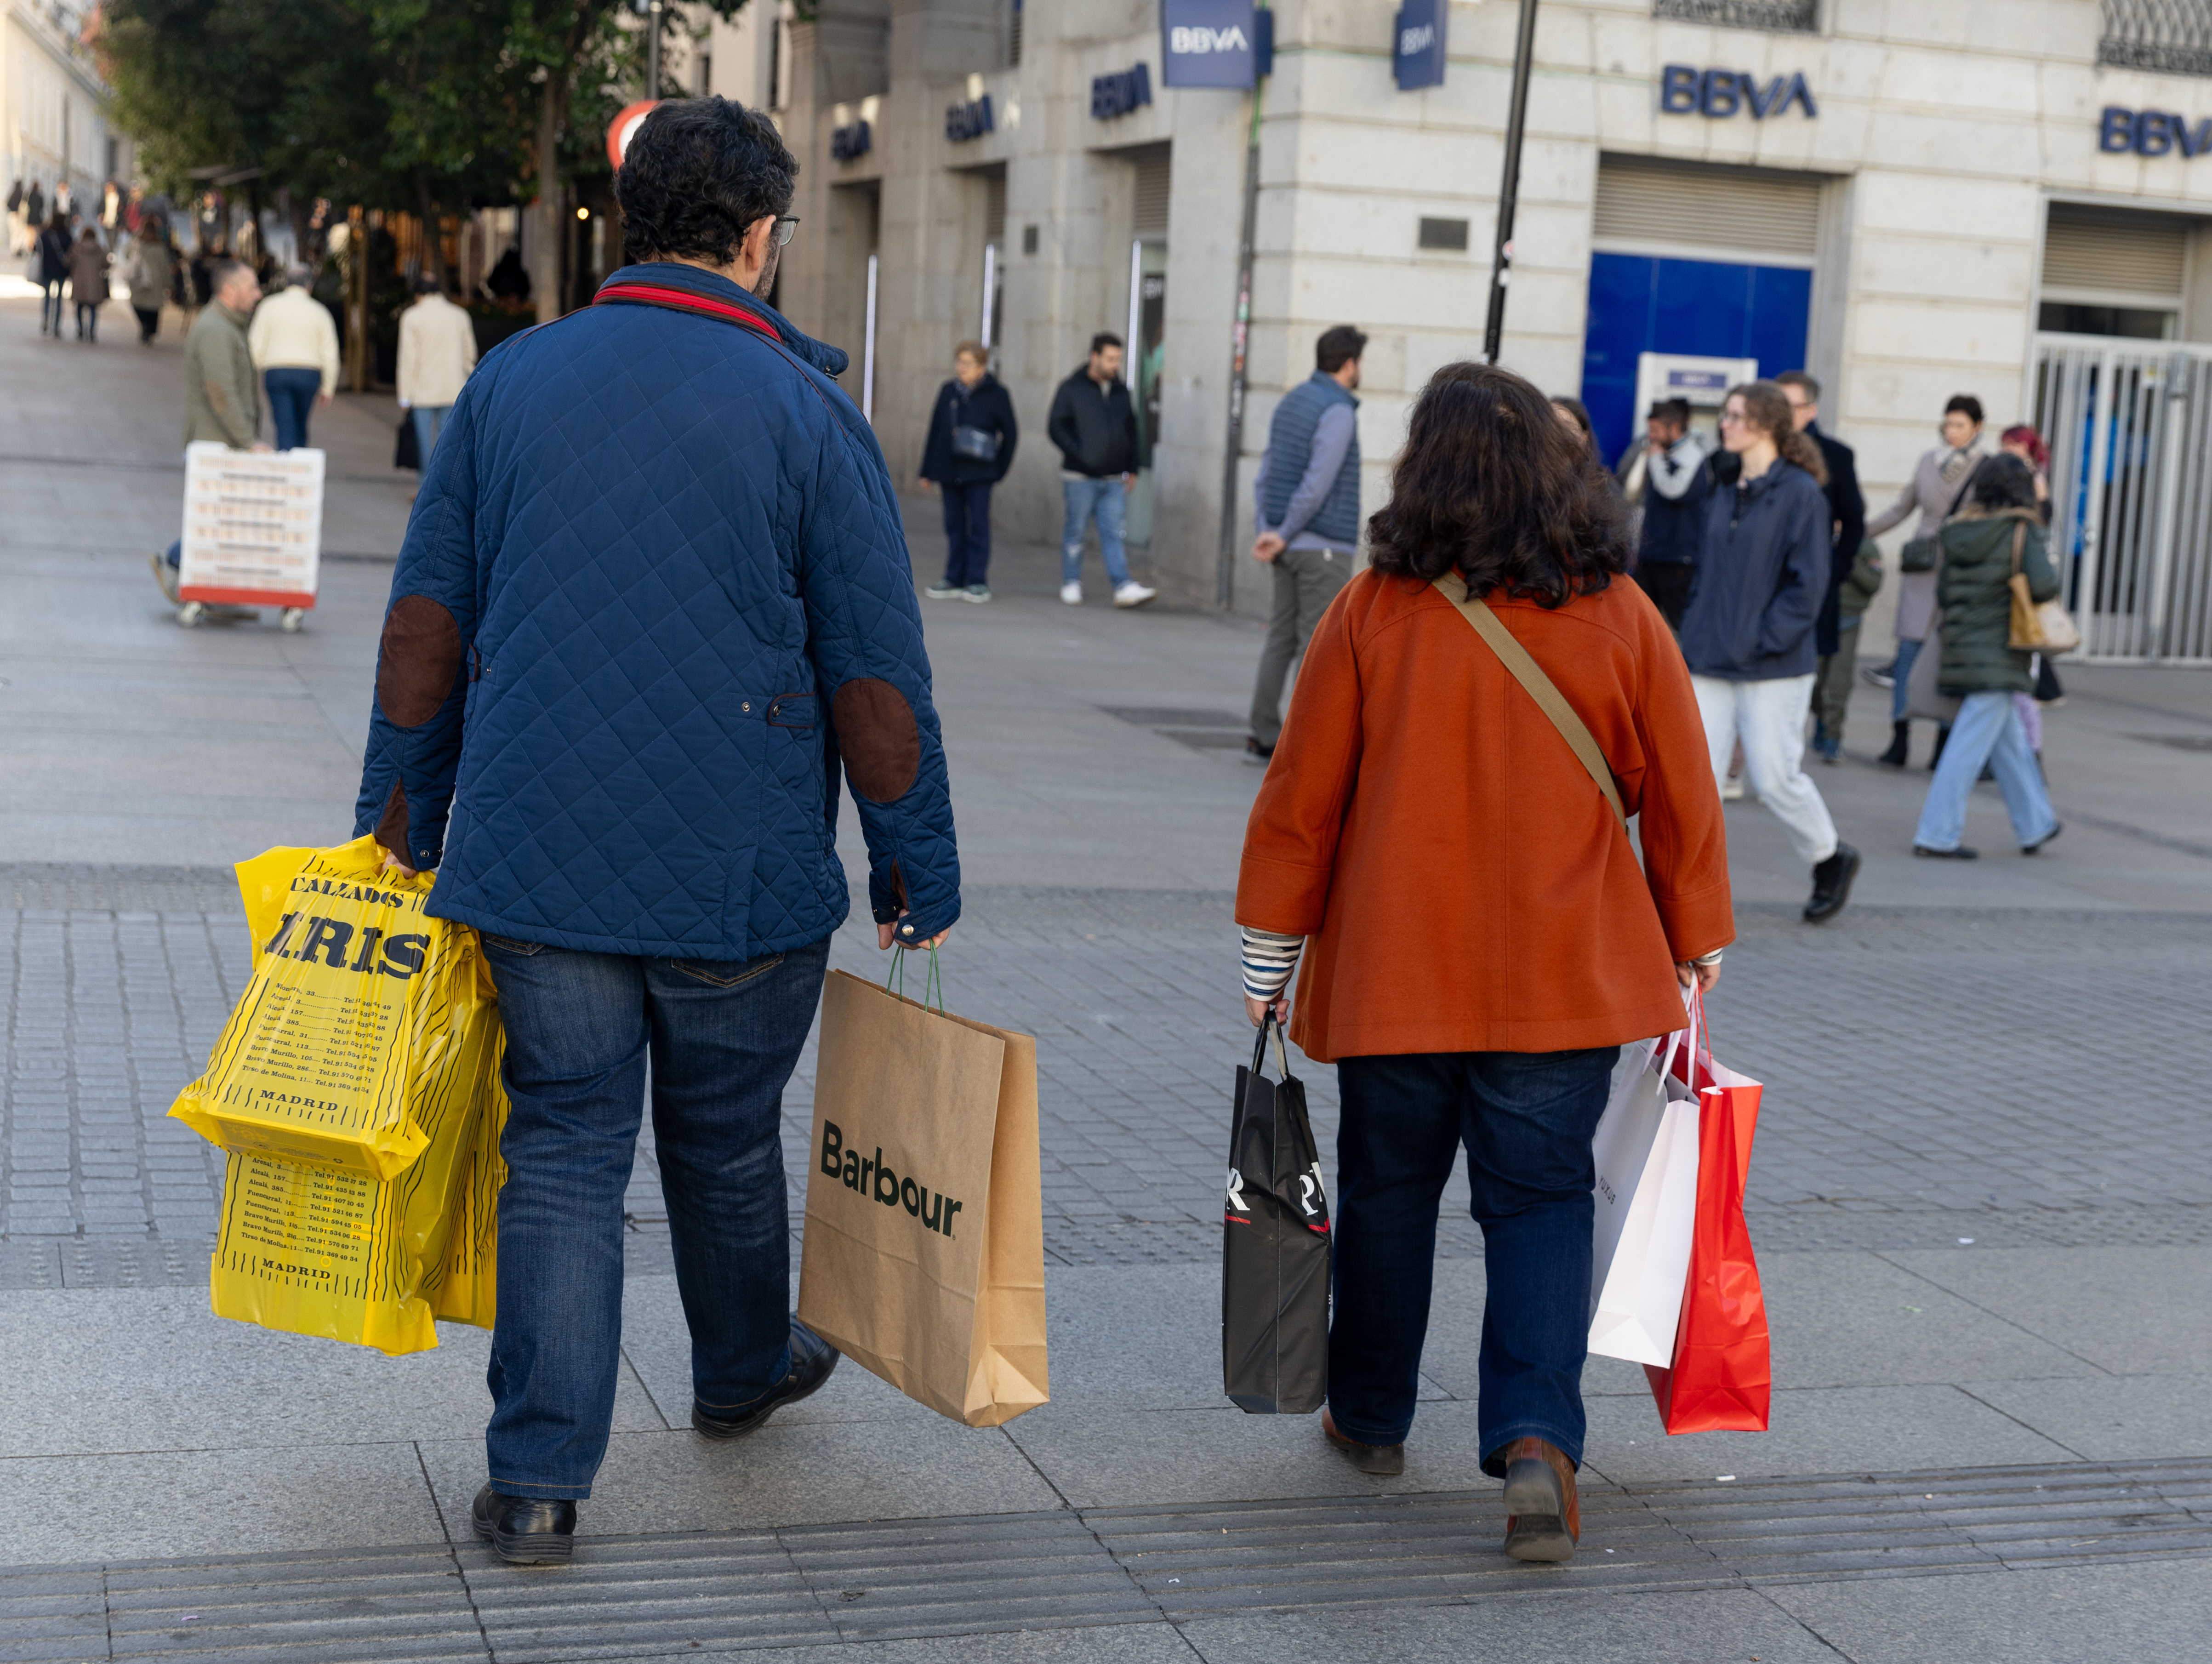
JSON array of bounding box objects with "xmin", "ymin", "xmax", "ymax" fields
[
  {"xmin": 2100, "ymin": 0, "xmax": 2212, "ymax": 76},
  {"xmin": 1651, "ymin": 0, "xmax": 1819, "ymax": 29}
]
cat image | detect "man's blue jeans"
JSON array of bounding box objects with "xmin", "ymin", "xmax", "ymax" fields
[
  {"xmin": 264, "ymin": 367, "xmax": 321, "ymax": 450},
  {"xmin": 1914, "ymin": 688, "xmax": 2058, "ymax": 852},
  {"xmin": 1060, "ymin": 474, "xmax": 1131, "ymax": 587},
  {"xmin": 478, "ymin": 933, "xmax": 831, "ymax": 1499},
  {"xmin": 1329, "ymin": 1046, "xmax": 1620, "ymax": 1472},
  {"xmin": 411, "ymin": 403, "xmax": 453, "ymax": 467}
]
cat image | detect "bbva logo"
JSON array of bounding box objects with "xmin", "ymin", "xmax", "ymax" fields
[
  {"xmin": 1170, "ymin": 25, "xmax": 1248, "ymax": 54},
  {"xmin": 1399, "ymin": 23, "xmax": 1436, "ymax": 56}
]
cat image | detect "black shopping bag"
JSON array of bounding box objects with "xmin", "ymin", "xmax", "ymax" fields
[
  {"xmin": 393, "ymin": 411, "xmax": 420, "ymax": 472},
  {"xmin": 1222, "ymin": 1014, "xmax": 1331, "ymax": 1414}
]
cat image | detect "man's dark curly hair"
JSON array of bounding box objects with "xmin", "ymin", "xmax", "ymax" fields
[
  {"xmin": 616, "ymin": 97, "xmax": 798, "ymax": 266},
  {"xmin": 1366, "ymin": 361, "xmax": 1630, "ymax": 607}
]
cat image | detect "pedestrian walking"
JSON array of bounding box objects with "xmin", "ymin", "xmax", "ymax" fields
[
  {"xmin": 1046, "ymin": 331, "xmax": 1156, "ymax": 608},
  {"xmin": 1776, "ymin": 372, "xmax": 1866, "ymax": 761},
  {"xmin": 67, "ymin": 226, "xmax": 109, "ymax": 342},
  {"xmin": 121, "ymin": 220, "xmax": 174, "ymax": 344},
  {"xmin": 151, "ymin": 256, "xmax": 266, "ymax": 603},
  {"xmin": 1810, "ymin": 538, "xmax": 1882, "ymax": 767},
  {"xmin": 1244, "ymin": 324, "xmax": 1366, "ymax": 763},
  {"xmin": 353, "ymin": 97, "xmax": 960, "ymax": 1567},
  {"xmin": 1865, "ymin": 395, "xmax": 1988, "ymax": 768},
  {"xmin": 1236, "ymin": 360, "xmax": 1732, "ymax": 1566},
  {"xmin": 396, "ymin": 275, "xmax": 479, "ymax": 467},
  {"xmin": 248, "ymin": 265, "xmax": 342, "ymax": 450},
  {"xmin": 35, "ymin": 212, "xmax": 71, "ymax": 336},
  {"xmin": 1681, "ymin": 381, "xmax": 1861, "ymax": 923},
  {"xmin": 918, "ymin": 341, "xmax": 1017, "ymax": 602},
  {"xmin": 23, "ymin": 180, "xmax": 46, "ymax": 247},
  {"xmin": 1911, "ymin": 454, "xmax": 2063, "ymax": 859},
  {"xmin": 5, "ymin": 178, "xmax": 25, "ymax": 257},
  {"xmin": 1626, "ymin": 397, "xmax": 1709, "ymax": 630}
]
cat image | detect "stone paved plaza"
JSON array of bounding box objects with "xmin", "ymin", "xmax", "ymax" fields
[{"xmin": 4, "ymin": 295, "xmax": 2212, "ymax": 1661}]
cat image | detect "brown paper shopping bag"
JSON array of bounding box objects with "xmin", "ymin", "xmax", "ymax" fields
[{"xmin": 797, "ymin": 965, "xmax": 1047, "ymax": 1427}]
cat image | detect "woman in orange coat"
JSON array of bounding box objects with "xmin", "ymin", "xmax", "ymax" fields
[{"xmin": 1237, "ymin": 362, "xmax": 1733, "ymax": 1564}]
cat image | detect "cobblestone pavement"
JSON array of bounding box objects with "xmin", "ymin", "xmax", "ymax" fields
[{"xmin": 6, "ymin": 863, "xmax": 2208, "ymax": 1289}]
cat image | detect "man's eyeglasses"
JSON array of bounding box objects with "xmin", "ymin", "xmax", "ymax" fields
[{"xmin": 769, "ymin": 217, "xmax": 799, "ymax": 248}]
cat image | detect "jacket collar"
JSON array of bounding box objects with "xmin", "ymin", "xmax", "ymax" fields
[
  {"xmin": 1307, "ymin": 368, "xmax": 1359, "ymax": 407},
  {"xmin": 597, "ymin": 261, "xmax": 849, "ymax": 378}
]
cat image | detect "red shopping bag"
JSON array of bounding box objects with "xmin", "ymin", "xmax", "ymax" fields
[{"xmin": 1644, "ymin": 986, "xmax": 1771, "ymax": 1433}]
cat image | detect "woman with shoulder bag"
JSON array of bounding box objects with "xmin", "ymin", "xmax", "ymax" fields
[
  {"xmin": 918, "ymin": 342, "xmax": 1018, "ymax": 603},
  {"xmin": 1910, "ymin": 454, "xmax": 2063, "ymax": 860},
  {"xmin": 1236, "ymin": 362, "xmax": 1733, "ymax": 1566},
  {"xmin": 1865, "ymin": 394, "xmax": 1990, "ymax": 767}
]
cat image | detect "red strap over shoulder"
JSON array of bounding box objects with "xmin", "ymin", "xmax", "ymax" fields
[{"xmin": 593, "ymin": 281, "xmax": 781, "ymax": 344}]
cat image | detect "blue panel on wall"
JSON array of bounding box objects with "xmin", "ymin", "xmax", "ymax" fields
[{"xmin": 1580, "ymin": 252, "xmax": 1812, "ymax": 464}]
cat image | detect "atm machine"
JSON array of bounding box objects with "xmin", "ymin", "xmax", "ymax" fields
[{"xmin": 1619, "ymin": 352, "xmax": 1757, "ymax": 506}]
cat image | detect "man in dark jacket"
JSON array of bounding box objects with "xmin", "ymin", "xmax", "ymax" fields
[
  {"xmin": 1045, "ymin": 332, "xmax": 1155, "ymax": 607},
  {"xmin": 1777, "ymin": 372, "xmax": 1866, "ymax": 759},
  {"xmin": 1682, "ymin": 382, "xmax": 1859, "ymax": 923},
  {"xmin": 1629, "ymin": 397, "xmax": 1709, "ymax": 629},
  {"xmin": 918, "ymin": 340, "xmax": 1017, "ymax": 602},
  {"xmin": 1244, "ymin": 324, "xmax": 1363, "ymax": 760},
  {"xmin": 354, "ymin": 99, "xmax": 961, "ymax": 1566}
]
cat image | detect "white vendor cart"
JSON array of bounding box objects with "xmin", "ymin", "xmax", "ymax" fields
[{"xmin": 177, "ymin": 442, "xmax": 326, "ymax": 631}]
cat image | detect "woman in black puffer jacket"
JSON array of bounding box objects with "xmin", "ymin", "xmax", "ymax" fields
[{"xmin": 1911, "ymin": 455, "xmax": 2061, "ymax": 859}]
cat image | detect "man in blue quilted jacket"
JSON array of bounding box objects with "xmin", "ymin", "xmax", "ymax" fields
[{"xmin": 353, "ymin": 99, "xmax": 960, "ymax": 1566}]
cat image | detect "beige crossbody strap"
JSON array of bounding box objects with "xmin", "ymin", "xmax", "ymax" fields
[{"xmin": 1434, "ymin": 576, "xmax": 1628, "ymax": 832}]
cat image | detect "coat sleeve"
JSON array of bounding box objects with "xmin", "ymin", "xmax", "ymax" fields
[
  {"xmin": 1829, "ymin": 443, "xmax": 1865, "ymax": 585},
  {"xmin": 395, "ymin": 308, "xmax": 417, "ymax": 406},
  {"xmin": 2022, "ymin": 523, "xmax": 2061, "ymax": 604},
  {"xmin": 1045, "ymin": 379, "xmax": 1080, "ymax": 468},
  {"xmin": 1628, "ymin": 604, "xmax": 1734, "ymax": 961},
  {"xmin": 1755, "ymin": 481, "xmax": 1830, "ymax": 660},
  {"xmin": 353, "ymin": 386, "xmax": 482, "ymax": 868},
  {"xmin": 917, "ymin": 386, "xmax": 950, "ymax": 482},
  {"xmin": 1237, "ymin": 588, "xmax": 1364, "ymax": 935},
  {"xmin": 992, "ymin": 386, "xmax": 1019, "ymax": 481},
  {"xmin": 1865, "ymin": 460, "xmax": 1921, "ymax": 538},
  {"xmin": 318, "ymin": 304, "xmax": 342, "ymax": 396},
  {"xmin": 800, "ymin": 402, "xmax": 962, "ymax": 942}
]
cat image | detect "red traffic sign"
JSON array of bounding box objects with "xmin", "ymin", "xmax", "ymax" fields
[{"xmin": 606, "ymin": 101, "xmax": 661, "ymax": 169}]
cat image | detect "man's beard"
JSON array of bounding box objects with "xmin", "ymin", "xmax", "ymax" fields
[{"xmin": 753, "ymin": 241, "xmax": 781, "ymax": 299}]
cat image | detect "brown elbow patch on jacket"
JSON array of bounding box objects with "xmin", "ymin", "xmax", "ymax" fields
[
  {"xmin": 374, "ymin": 779, "xmax": 409, "ymax": 859},
  {"xmin": 834, "ymin": 678, "xmax": 921, "ymax": 803},
  {"xmin": 376, "ymin": 596, "xmax": 463, "ymax": 728}
]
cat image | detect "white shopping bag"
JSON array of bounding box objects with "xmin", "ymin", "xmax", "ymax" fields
[{"xmin": 1588, "ymin": 1027, "xmax": 1703, "ymax": 1367}]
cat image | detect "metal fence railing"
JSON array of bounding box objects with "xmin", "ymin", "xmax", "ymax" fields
[
  {"xmin": 2033, "ymin": 336, "xmax": 2212, "ymax": 663},
  {"xmin": 2099, "ymin": 0, "xmax": 2212, "ymax": 76},
  {"xmin": 1652, "ymin": 0, "xmax": 1819, "ymax": 30}
]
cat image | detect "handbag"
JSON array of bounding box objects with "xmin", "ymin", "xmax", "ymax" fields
[
  {"xmin": 1433, "ymin": 575, "xmax": 1627, "ymax": 832},
  {"xmin": 950, "ymin": 423, "xmax": 1001, "ymax": 462},
  {"xmin": 1900, "ymin": 469, "xmax": 1977, "ymax": 572},
  {"xmin": 393, "ymin": 411, "xmax": 420, "ymax": 472},
  {"xmin": 2006, "ymin": 522, "xmax": 2080, "ymax": 653}
]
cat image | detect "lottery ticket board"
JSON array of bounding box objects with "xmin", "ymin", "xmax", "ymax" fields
[{"xmin": 178, "ymin": 442, "xmax": 325, "ymax": 610}]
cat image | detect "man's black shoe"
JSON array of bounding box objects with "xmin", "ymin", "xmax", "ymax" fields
[
  {"xmin": 1877, "ymin": 720, "xmax": 1910, "ymax": 768},
  {"xmin": 692, "ymin": 1317, "xmax": 840, "ymax": 1439},
  {"xmin": 1243, "ymin": 736, "xmax": 1275, "ymax": 765},
  {"xmin": 1803, "ymin": 843, "xmax": 1860, "ymax": 923},
  {"xmin": 471, "ymin": 1485, "xmax": 575, "ymax": 1565}
]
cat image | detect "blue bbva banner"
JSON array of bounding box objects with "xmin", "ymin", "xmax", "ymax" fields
[
  {"xmin": 1394, "ymin": 0, "xmax": 1446, "ymax": 92},
  {"xmin": 1162, "ymin": 0, "xmax": 1260, "ymax": 89}
]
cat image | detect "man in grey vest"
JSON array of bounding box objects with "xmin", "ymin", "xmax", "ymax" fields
[{"xmin": 1246, "ymin": 325, "xmax": 1365, "ymax": 761}]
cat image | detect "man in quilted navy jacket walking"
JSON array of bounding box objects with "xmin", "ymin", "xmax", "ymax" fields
[{"xmin": 353, "ymin": 99, "xmax": 960, "ymax": 1565}]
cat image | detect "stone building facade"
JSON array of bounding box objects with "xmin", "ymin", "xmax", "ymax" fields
[{"xmin": 735, "ymin": 0, "xmax": 2212, "ymax": 658}]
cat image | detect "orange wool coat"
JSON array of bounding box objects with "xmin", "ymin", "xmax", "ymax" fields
[{"xmin": 1237, "ymin": 568, "xmax": 1734, "ymax": 1061}]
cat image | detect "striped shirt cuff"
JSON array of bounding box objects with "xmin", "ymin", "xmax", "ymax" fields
[{"xmin": 1240, "ymin": 927, "xmax": 1305, "ymax": 1002}]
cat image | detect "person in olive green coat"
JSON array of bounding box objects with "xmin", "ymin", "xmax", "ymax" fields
[
  {"xmin": 154, "ymin": 257, "xmax": 266, "ymax": 604},
  {"xmin": 1912, "ymin": 454, "xmax": 2061, "ymax": 859}
]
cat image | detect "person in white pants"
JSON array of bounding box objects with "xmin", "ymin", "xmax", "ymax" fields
[{"xmin": 1680, "ymin": 382, "xmax": 1861, "ymax": 923}]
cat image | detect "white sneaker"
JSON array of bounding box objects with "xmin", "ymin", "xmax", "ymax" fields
[
  {"xmin": 923, "ymin": 582, "xmax": 963, "ymax": 600},
  {"xmin": 1112, "ymin": 581, "xmax": 1158, "ymax": 609},
  {"xmin": 1060, "ymin": 582, "xmax": 1083, "ymax": 605},
  {"xmin": 1721, "ymin": 773, "xmax": 1746, "ymax": 801}
]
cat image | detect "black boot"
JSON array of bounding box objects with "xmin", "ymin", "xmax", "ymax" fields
[
  {"xmin": 1804, "ymin": 843, "xmax": 1861, "ymax": 924},
  {"xmin": 1877, "ymin": 720, "xmax": 1910, "ymax": 768},
  {"xmin": 1928, "ymin": 724, "xmax": 1950, "ymax": 771}
]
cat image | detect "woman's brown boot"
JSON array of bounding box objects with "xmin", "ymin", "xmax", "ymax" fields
[{"xmin": 1499, "ymin": 1436, "xmax": 1579, "ymax": 1563}]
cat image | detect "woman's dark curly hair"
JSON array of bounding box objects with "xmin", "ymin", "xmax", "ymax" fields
[
  {"xmin": 1366, "ymin": 361, "xmax": 1630, "ymax": 606},
  {"xmin": 616, "ymin": 97, "xmax": 797, "ymax": 266}
]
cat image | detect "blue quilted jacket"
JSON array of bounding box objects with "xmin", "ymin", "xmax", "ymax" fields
[{"xmin": 353, "ymin": 262, "xmax": 960, "ymax": 957}]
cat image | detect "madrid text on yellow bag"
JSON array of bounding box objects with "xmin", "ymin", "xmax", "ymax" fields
[
  {"xmin": 171, "ymin": 837, "xmax": 507, "ymax": 1355},
  {"xmin": 798, "ymin": 959, "xmax": 1046, "ymax": 1427}
]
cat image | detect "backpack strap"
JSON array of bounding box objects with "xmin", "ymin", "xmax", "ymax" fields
[
  {"xmin": 1433, "ymin": 576, "xmax": 1628, "ymax": 832},
  {"xmin": 593, "ymin": 280, "xmax": 782, "ymax": 345}
]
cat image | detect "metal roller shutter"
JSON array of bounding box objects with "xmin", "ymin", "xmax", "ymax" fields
[
  {"xmin": 2042, "ymin": 203, "xmax": 2189, "ymax": 300},
  {"xmin": 1132, "ymin": 145, "xmax": 1172, "ymax": 239},
  {"xmin": 1593, "ymin": 154, "xmax": 1821, "ymax": 259}
]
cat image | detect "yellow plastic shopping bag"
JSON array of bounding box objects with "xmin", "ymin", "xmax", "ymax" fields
[
  {"xmin": 170, "ymin": 835, "xmax": 484, "ymax": 1178},
  {"xmin": 176, "ymin": 836, "xmax": 508, "ymax": 1354}
]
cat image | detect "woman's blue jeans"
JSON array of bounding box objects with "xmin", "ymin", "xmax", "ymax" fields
[
  {"xmin": 1330, "ymin": 1046, "xmax": 1619, "ymax": 1473},
  {"xmin": 1914, "ymin": 689, "xmax": 2058, "ymax": 852},
  {"xmin": 1889, "ymin": 636, "xmax": 1923, "ymax": 723},
  {"xmin": 478, "ymin": 933, "xmax": 831, "ymax": 1499}
]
